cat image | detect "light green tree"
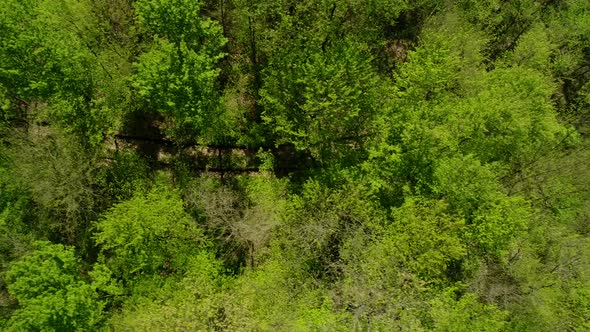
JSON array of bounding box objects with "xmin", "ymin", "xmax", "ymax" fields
[
  {"xmin": 132, "ymin": 0, "xmax": 227, "ymax": 142},
  {"xmin": 94, "ymin": 179, "xmax": 207, "ymax": 281},
  {"xmin": 108, "ymin": 251, "xmax": 226, "ymax": 331},
  {"xmin": 4, "ymin": 241, "xmax": 104, "ymax": 331},
  {"xmin": 430, "ymin": 290, "xmax": 508, "ymax": 332}
]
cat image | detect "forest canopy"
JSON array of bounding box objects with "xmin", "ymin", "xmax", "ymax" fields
[{"xmin": 1, "ymin": 0, "xmax": 590, "ymax": 331}]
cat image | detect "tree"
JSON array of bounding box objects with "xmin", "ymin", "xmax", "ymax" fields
[
  {"xmin": 107, "ymin": 251, "xmax": 226, "ymax": 331},
  {"xmin": 4, "ymin": 241, "xmax": 104, "ymax": 331},
  {"xmin": 364, "ymin": 11, "xmax": 571, "ymax": 201},
  {"xmin": 184, "ymin": 174, "xmax": 288, "ymax": 269},
  {"xmin": 0, "ymin": 0, "xmax": 130, "ymax": 146},
  {"xmin": 94, "ymin": 178, "xmax": 208, "ymax": 281},
  {"xmin": 261, "ymin": 40, "xmax": 384, "ymax": 163},
  {"xmin": 5, "ymin": 130, "xmax": 102, "ymax": 247},
  {"xmin": 432, "ymin": 155, "xmax": 530, "ymax": 257},
  {"xmin": 430, "ymin": 290, "xmax": 508, "ymax": 332},
  {"xmin": 338, "ymin": 198, "xmax": 467, "ymax": 329},
  {"xmin": 220, "ymin": 257, "xmax": 349, "ymax": 331},
  {"xmin": 132, "ymin": 0, "xmax": 227, "ymax": 142}
]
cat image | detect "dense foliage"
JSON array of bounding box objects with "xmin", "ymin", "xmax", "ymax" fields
[{"xmin": 1, "ymin": 0, "xmax": 590, "ymax": 330}]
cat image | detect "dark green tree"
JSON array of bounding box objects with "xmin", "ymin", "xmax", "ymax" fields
[{"xmin": 261, "ymin": 40, "xmax": 384, "ymax": 164}]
